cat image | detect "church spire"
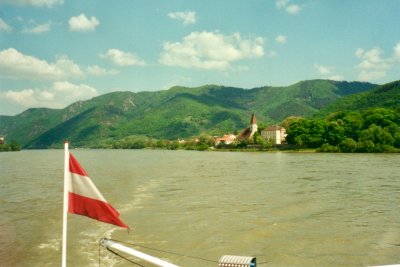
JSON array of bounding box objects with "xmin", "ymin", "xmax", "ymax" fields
[{"xmin": 250, "ymin": 114, "xmax": 256, "ymax": 125}]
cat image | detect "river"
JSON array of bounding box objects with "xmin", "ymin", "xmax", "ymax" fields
[{"xmin": 0, "ymin": 150, "xmax": 399, "ymax": 266}]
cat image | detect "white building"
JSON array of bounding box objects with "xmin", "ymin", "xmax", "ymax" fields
[{"xmin": 261, "ymin": 126, "xmax": 287, "ymax": 144}]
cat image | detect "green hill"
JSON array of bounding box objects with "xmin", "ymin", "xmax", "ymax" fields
[
  {"xmin": 319, "ymin": 80, "xmax": 400, "ymax": 115},
  {"xmin": 0, "ymin": 79, "xmax": 378, "ymax": 148}
]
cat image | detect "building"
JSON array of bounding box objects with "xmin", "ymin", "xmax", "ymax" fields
[
  {"xmin": 214, "ymin": 134, "xmax": 237, "ymax": 146},
  {"xmin": 261, "ymin": 125, "xmax": 287, "ymax": 144},
  {"xmin": 0, "ymin": 136, "xmax": 4, "ymax": 145},
  {"xmin": 238, "ymin": 114, "xmax": 258, "ymax": 140}
]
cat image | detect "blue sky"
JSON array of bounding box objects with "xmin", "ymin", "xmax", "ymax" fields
[{"xmin": 0, "ymin": 0, "xmax": 399, "ymax": 115}]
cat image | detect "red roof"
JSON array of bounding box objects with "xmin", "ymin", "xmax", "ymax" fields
[
  {"xmin": 238, "ymin": 128, "xmax": 252, "ymax": 140},
  {"xmin": 215, "ymin": 134, "xmax": 236, "ymax": 141},
  {"xmin": 264, "ymin": 125, "xmax": 285, "ymax": 131}
]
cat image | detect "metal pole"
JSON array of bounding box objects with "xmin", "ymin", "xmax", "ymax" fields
[
  {"xmin": 62, "ymin": 142, "xmax": 69, "ymax": 267},
  {"xmin": 100, "ymin": 238, "xmax": 179, "ymax": 267}
]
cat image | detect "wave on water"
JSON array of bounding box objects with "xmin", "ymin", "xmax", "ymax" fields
[
  {"xmin": 81, "ymin": 178, "xmax": 163, "ymax": 266},
  {"xmin": 118, "ymin": 179, "xmax": 161, "ymax": 213},
  {"xmin": 37, "ymin": 239, "xmax": 60, "ymax": 251}
]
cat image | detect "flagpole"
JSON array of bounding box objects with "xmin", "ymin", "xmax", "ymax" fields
[{"xmin": 62, "ymin": 141, "xmax": 69, "ymax": 267}]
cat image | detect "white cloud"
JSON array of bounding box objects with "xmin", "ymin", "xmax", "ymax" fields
[
  {"xmin": 276, "ymin": 0, "xmax": 288, "ymax": 9},
  {"xmin": 276, "ymin": 0, "xmax": 301, "ymax": 15},
  {"xmin": 393, "ymin": 42, "xmax": 400, "ymax": 59},
  {"xmin": 355, "ymin": 48, "xmax": 364, "ymax": 58},
  {"xmin": 168, "ymin": 11, "xmax": 196, "ymax": 25},
  {"xmin": 0, "ymin": 81, "xmax": 98, "ymax": 108},
  {"xmin": 0, "ymin": 48, "xmax": 124, "ymax": 81},
  {"xmin": 357, "ymin": 48, "xmax": 385, "ymax": 66},
  {"xmin": 100, "ymin": 49, "xmax": 145, "ymax": 66},
  {"xmin": 0, "ymin": 81, "xmax": 98, "ymax": 109},
  {"xmin": 69, "ymin": 14, "xmax": 99, "ymax": 32},
  {"xmin": 328, "ymin": 75, "xmax": 344, "ymax": 81},
  {"xmin": 357, "ymin": 70, "xmax": 387, "ymax": 81},
  {"xmin": 53, "ymin": 55, "xmax": 84, "ymax": 77},
  {"xmin": 0, "ymin": 48, "xmax": 84, "ymax": 80},
  {"xmin": 267, "ymin": 50, "xmax": 277, "ymax": 58},
  {"xmin": 286, "ymin": 4, "xmax": 300, "ymax": 14},
  {"xmin": 314, "ymin": 63, "xmax": 343, "ymax": 81},
  {"xmin": 0, "ymin": 18, "xmax": 12, "ymax": 33},
  {"xmin": 0, "ymin": 0, "xmax": 63, "ymax": 7},
  {"xmin": 160, "ymin": 31, "xmax": 265, "ymax": 70},
  {"xmin": 355, "ymin": 46, "xmax": 392, "ymax": 81},
  {"xmin": 275, "ymin": 35, "xmax": 287, "ymax": 44},
  {"xmin": 22, "ymin": 22, "xmax": 50, "ymax": 34},
  {"xmin": 86, "ymin": 65, "xmax": 119, "ymax": 76},
  {"xmin": 314, "ymin": 63, "xmax": 331, "ymax": 75}
]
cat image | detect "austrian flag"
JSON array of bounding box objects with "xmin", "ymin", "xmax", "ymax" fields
[{"xmin": 67, "ymin": 153, "xmax": 129, "ymax": 229}]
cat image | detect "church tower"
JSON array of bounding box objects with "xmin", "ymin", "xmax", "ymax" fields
[
  {"xmin": 238, "ymin": 113, "xmax": 258, "ymax": 140},
  {"xmin": 249, "ymin": 114, "xmax": 258, "ymax": 137}
]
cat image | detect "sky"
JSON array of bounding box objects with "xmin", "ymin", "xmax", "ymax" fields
[{"xmin": 0, "ymin": 0, "xmax": 399, "ymax": 116}]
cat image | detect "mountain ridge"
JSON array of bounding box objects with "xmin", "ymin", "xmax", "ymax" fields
[{"xmin": 0, "ymin": 79, "xmax": 382, "ymax": 148}]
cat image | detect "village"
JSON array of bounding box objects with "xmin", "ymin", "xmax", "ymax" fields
[{"xmin": 178, "ymin": 114, "xmax": 287, "ymax": 149}]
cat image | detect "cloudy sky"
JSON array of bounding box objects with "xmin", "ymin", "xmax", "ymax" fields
[{"xmin": 0, "ymin": 0, "xmax": 399, "ymax": 115}]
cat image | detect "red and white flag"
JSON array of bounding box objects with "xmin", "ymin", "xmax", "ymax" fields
[{"xmin": 67, "ymin": 152, "xmax": 129, "ymax": 229}]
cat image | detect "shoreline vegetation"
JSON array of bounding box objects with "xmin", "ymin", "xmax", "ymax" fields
[
  {"xmin": 0, "ymin": 141, "xmax": 21, "ymax": 152},
  {"xmin": 71, "ymin": 107, "xmax": 400, "ymax": 153},
  {"xmin": 3, "ymin": 107, "xmax": 400, "ymax": 153}
]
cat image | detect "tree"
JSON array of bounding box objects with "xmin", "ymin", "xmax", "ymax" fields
[
  {"xmin": 166, "ymin": 140, "xmax": 180, "ymax": 150},
  {"xmin": 324, "ymin": 121, "xmax": 345, "ymax": 146},
  {"xmin": 0, "ymin": 140, "xmax": 21, "ymax": 152},
  {"xmin": 306, "ymin": 119, "xmax": 327, "ymax": 147},
  {"xmin": 286, "ymin": 119, "xmax": 307, "ymax": 145},
  {"xmin": 236, "ymin": 139, "xmax": 248, "ymax": 148},
  {"xmin": 10, "ymin": 140, "xmax": 21, "ymax": 151},
  {"xmin": 281, "ymin": 116, "xmax": 302, "ymax": 130},
  {"xmin": 339, "ymin": 138, "xmax": 357, "ymax": 152},
  {"xmin": 287, "ymin": 119, "xmax": 327, "ymax": 148},
  {"xmin": 196, "ymin": 134, "xmax": 212, "ymax": 151},
  {"xmin": 363, "ymin": 108, "xmax": 397, "ymax": 128},
  {"xmin": 359, "ymin": 124, "xmax": 394, "ymax": 146},
  {"xmin": 253, "ymin": 132, "xmax": 273, "ymax": 149},
  {"xmin": 342, "ymin": 112, "xmax": 363, "ymax": 141},
  {"xmin": 394, "ymin": 131, "xmax": 400, "ymax": 148}
]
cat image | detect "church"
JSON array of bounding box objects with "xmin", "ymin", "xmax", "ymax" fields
[{"xmin": 238, "ymin": 114, "xmax": 258, "ymax": 141}]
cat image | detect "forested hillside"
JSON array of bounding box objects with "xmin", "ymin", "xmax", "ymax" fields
[
  {"xmin": 286, "ymin": 81, "xmax": 400, "ymax": 152},
  {"xmin": 319, "ymin": 80, "xmax": 400, "ymax": 114},
  {"xmin": 0, "ymin": 80, "xmax": 377, "ymax": 148}
]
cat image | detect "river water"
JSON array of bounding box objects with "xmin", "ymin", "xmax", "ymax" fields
[{"xmin": 0, "ymin": 150, "xmax": 399, "ymax": 267}]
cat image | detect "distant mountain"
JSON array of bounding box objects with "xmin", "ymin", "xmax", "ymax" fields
[{"xmin": 0, "ymin": 79, "xmax": 378, "ymax": 148}]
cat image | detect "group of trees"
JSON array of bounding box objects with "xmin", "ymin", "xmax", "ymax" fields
[
  {"xmin": 0, "ymin": 140, "xmax": 21, "ymax": 152},
  {"xmin": 99, "ymin": 134, "xmax": 215, "ymax": 151},
  {"xmin": 285, "ymin": 108, "xmax": 400, "ymax": 152}
]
